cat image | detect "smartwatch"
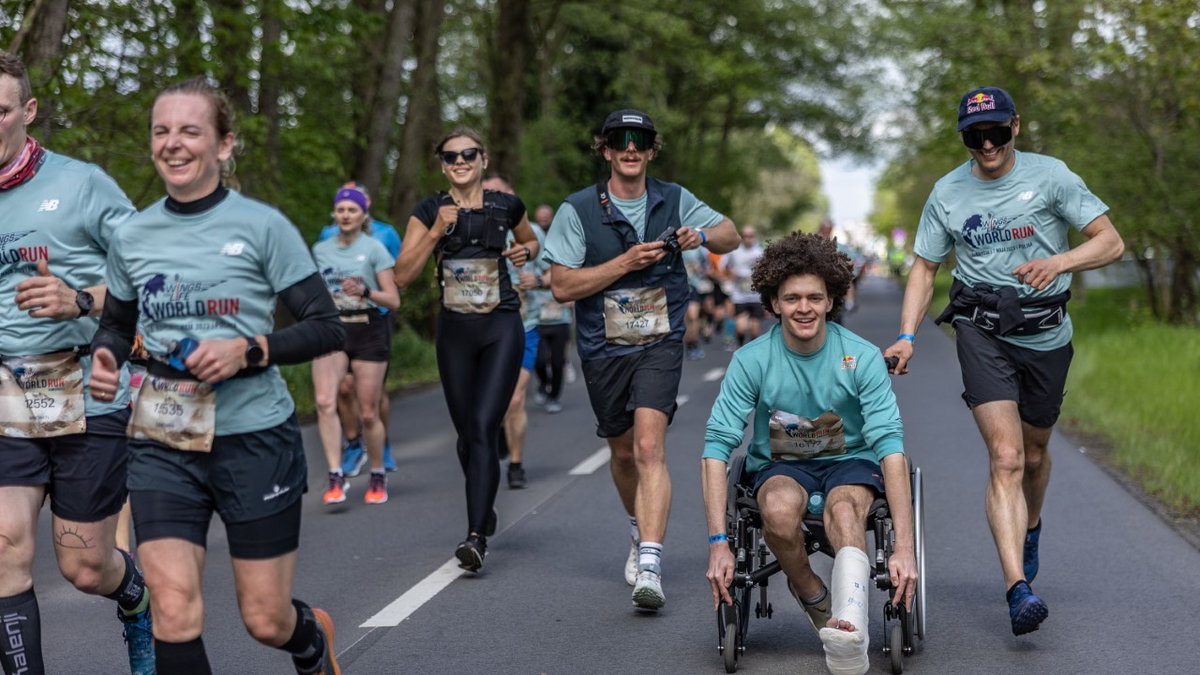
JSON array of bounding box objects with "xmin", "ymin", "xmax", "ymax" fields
[
  {"xmin": 75, "ymin": 290, "xmax": 95, "ymax": 318},
  {"xmin": 244, "ymin": 336, "xmax": 265, "ymax": 367}
]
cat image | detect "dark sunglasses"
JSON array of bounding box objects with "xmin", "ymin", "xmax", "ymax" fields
[
  {"xmin": 439, "ymin": 147, "xmax": 482, "ymax": 165},
  {"xmin": 605, "ymin": 128, "xmax": 656, "ymax": 152},
  {"xmin": 961, "ymin": 125, "xmax": 1013, "ymax": 150}
]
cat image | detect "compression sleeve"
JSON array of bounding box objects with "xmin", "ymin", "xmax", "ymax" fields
[
  {"xmin": 91, "ymin": 293, "xmax": 139, "ymax": 367},
  {"xmin": 266, "ymin": 272, "xmax": 345, "ymax": 365}
]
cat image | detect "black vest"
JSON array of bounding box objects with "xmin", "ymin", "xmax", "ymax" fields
[
  {"xmin": 565, "ymin": 177, "xmax": 691, "ymax": 361},
  {"xmin": 435, "ymin": 190, "xmax": 520, "ymax": 313}
]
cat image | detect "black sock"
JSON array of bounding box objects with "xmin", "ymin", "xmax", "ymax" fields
[
  {"xmin": 0, "ymin": 588, "xmax": 44, "ymax": 675},
  {"xmin": 509, "ymin": 461, "xmax": 522, "ymax": 470},
  {"xmin": 156, "ymin": 637, "xmax": 212, "ymax": 675},
  {"xmin": 104, "ymin": 548, "xmax": 147, "ymax": 613},
  {"xmin": 282, "ymin": 599, "xmax": 325, "ymax": 671}
]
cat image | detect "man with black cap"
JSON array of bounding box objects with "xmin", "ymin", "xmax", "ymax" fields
[
  {"xmin": 543, "ymin": 108, "xmax": 739, "ymax": 610},
  {"xmin": 884, "ymin": 86, "xmax": 1124, "ymax": 635}
]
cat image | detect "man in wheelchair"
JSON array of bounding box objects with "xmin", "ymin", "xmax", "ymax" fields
[{"xmin": 701, "ymin": 233, "xmax": 917, "ymax": 675}]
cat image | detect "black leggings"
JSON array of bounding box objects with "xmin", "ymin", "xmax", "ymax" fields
[
  {"xmin": 436, "ymin": 310, "xmax": 524, "ymax": 535},
  {"xmin": 535, "ymin": 323, "xmax": 570, "ymax": 400}
]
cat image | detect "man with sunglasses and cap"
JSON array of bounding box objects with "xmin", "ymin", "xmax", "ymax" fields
[
  {"xmin": 543, "ymin": 108, "xmax": 739, "ymax": 610},
  {"xmin": 884, "ymin": 86, "xmax": 1124, "ymax": 636}
]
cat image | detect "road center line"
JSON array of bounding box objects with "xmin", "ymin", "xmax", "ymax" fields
[
  {"xmin": 702, "ymin": 367, "xmax": 726, "ymax": 382},
  {"xmin": 569, "ymin": 446, "xmax": 611, "ymax": 475},
  {"xmin": 360, "ymin": 558, "xmax": 464, "ymax": 627}
]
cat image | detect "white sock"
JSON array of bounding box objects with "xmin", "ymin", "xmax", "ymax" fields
[
  {"xmin": 629, "ymin": 517, "xmax": 640, "ymax": 544},
  {"xmin": 818, "ymin": 546, "xmax": 870, "ymax": 675},
  {"xmin": 638, "ymin": 541, "xmax": 662, "ymax": 572}
]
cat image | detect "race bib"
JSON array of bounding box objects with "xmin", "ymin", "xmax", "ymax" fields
[
  {"xmin": 442, "ymin": 258, "xmax": 500, "ymax": 314},
  {"xmin": 768, "ymin": 409, "xmax": 847, "ymax": 461},
  {"xmin": 603, "ymin": 287, "xmax": 671, "ymax": 346},
  {"xmin": 127, "ymin": 374, "xmax": 216, "ymax": 452},
  {"xmin": 0, "ymin": 351, "xmax": 86, "ymax": 438},
  {"xmin": 692, "ymin": 276, "xmax": 714, "ymax": 294},
  {"xmin": 539, "ymin": 299, "xmax": 565, "ymax": 323},
  {"xmin": 735, "ymin": 276, "xmax": 754, "ymax": 294},
  {"xmin": 339, "ymin": 313, "xmax": 369, "ymax": 324}
]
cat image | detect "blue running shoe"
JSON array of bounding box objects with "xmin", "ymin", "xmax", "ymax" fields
[
  {"xmin": 382, "ymin": 442, "xmax": 397, "ymax": 472},
  {"xmin": 1024, "ymin": 520, "xmax": 1041, "ymax": 583},
  {"xmin": 1007, "ymin": 581, "xmax": 1048, "ymax": 636},
  {"xmin": 340, "ymin": 438, "xmax": 366, "ymax": 477},
  {"xmin": 119, "ymin": 598, "xmax": 155, "ymax": 675}
]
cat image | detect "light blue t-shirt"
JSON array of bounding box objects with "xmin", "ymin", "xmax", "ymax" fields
[
  {"xmin": 319, "ymin": 220, "xmax": 400, "ymax": 316},
  {"xmin": 107, "ymin": 191, "xmax": 316, "ymax": 435},
  {"xmin": 543, "ymin": 185, "xmax": 724, "ymax": 269},
  {"xmin": 0, "ymin": 151, "xmax": 135, "ymax": 414},
  {"xmin": 508, "ymin": 224, "xmax": 549, "ymax": 332},
  {"xmin": 312, "ymin": 234, "xmax": 394, "ymax": 312},
  {"xmin": 914, "ymin": 151, "xmax": 1108, "ymax": 350},
  {"xmin": 702, "ymin": 322, "xmax": 904, "ymax": 475}
]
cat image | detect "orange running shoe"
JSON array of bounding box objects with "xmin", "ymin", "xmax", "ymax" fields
[
  {"xmin": 322, "ymin": 473, "xmax": 348, "ymax": 505},
  {"xmin": 364, "ymin": 471, "xmax": 388, "ymax": 505},
  {"xmin": 293, "ymin": 607, "xmax": 340, "ymax": 675}
]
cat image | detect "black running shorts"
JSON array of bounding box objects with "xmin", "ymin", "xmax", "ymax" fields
[
  {"xmin": 954, "ymin": 320, "xmax": 1074, "ymax": 428},
  {"xmin": 581, "ymin": 340, "xmax": 683, "ymax": 438}
]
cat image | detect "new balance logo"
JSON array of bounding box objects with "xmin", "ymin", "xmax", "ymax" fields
[
  {"xmin": 37, "ymin": 200, "xmax": 59, "ymax": 212},
  {"xmin": 219, "ymin": 242, "xmax": 245, "ymax": 256}
]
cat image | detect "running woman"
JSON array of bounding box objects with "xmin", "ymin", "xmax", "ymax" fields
[
  {"xmin": 0, "ymin": 49, "xmax": 153, "ymax": 675},
  {"xmin": 393, "ymin": 127, "xmax": 540, "ymax": 572},
  {"xmin": 312, "ymin": 184, "xmax": 400, "ymax": 506},
  {"xmin": 88, "ymin": 77, "xmax": 345, "ymax": 674}
]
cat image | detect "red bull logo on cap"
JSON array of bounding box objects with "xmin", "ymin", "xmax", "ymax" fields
[{"xmin": 966, "ymin": 93, "xmax": 996, "ymax": 115}]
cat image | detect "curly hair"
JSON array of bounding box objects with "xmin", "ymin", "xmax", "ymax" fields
[{"xmin": 750, "ymin": 232, "xmax": 854, "ymax": 321}]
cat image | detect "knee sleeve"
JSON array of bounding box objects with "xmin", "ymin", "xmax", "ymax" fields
[{"xmin": 818, "ymin": 546, "xmax": 870, "ymax": 675}]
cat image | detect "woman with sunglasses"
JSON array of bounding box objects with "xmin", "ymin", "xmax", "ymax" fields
[
  {"xmin": 88, "ymin": 77, "xmax": 344, "ymax": 674},
  {"xmin": 393, "ymin": 127, "xmax": 539, "ymax": 572}
]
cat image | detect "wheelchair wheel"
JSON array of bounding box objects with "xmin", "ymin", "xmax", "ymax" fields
[
  {"xmin": 889, "ymin": 623, "xmax": 903, "ymax": 674},
  {"xmin": 913, "ymin": 467, "xmax": 926, "ymax": 641},
  {"xmin": 719, "ymin": 602, "xmax": 740, "ymax": 673}
]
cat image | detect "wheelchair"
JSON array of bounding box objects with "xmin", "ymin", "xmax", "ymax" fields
[{"xmin": 715, "ymin": 452, "xmax": 926, "ymax": 673}]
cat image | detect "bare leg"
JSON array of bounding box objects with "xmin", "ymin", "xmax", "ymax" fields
[
  {"xmin": 502, "ymin": 368, "xmax": 531, "ymax": 464},
  {"xmin": 1021, "ymin": 421, "xmax": 1053, "ymax": 528},
  {"xmin": 312, "ymin": 352, "xmax": 350, "ymax": 472},
  {"xmin": 973, "ymin": 400, "xmax": 1028, "ymax": 588},
  {"xmin": 351, "ymin": 360, "xmax": 389, "ymax": 472}
]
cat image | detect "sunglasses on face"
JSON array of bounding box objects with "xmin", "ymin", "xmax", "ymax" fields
[
  {"xmin": 439, "ymin": 147, "xmax": 482, "ymax": 165},
  {"xmin": 961, "ymin": 125, "xmax": 1013, "ymax": 150},
  {"xmin": 605, "ymin": 129, "xmax": 656, "ymax": 152}
]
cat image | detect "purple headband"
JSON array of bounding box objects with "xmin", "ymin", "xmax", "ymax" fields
[{"xmin": 333, "ymin": 187, "xmax": 369, "ymax": 212}]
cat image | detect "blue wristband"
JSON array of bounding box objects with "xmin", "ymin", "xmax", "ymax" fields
[
  {"xmin": 897, "ymin": 333, "xmax": 915, "ymax": 343},
  {"xmin": 698, "ymin": 229, "xmax": 708, "ymax": 245},
  {"xmin": 708, "ymin": 533, "xmax": 728, "ymax": 544}
]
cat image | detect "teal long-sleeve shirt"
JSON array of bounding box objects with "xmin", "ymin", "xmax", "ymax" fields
[{"xmin": 702, "ymin": 322, "xmax": 904, "ymax": 474}]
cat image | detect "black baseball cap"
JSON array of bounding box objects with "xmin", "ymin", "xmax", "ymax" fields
[
  {"xmin": 957, "ymin": 87, "xmax": 1017, "ymax": 131},
  {"xmin": 601, "ymin": 109, "xmax": 656, "ymax": 134}
]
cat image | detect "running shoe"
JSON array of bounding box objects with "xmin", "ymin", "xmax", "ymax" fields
[
  {"xmin": 323, "ymin": 472, "xmax": 348, "ymax": 505},
  {"xmin": 455, "ymin": 535, "xmax": 487, "ymax": 572},
  {"xmin": 544, "ymin": 399, "xmax": 563, "ymax": 414},
  {"xmin": 1024, "ymin": 520, "xmax": 1041, "ymax": 583},
  {"xmin": 624, "ymin": 541, "xmax": 638, "ymax": 586},
  {"xmin": 507, "ymin": 464, "xmax": 527, "ymax": 489},
  {"xmin": 294, "ymin": 607, "xmax": 340, "ymax": 675},
  {"xmin": 632, "ymin": 566, "xmax": 666, "ymax": 610},
  {"xmin": 534, "ymin": 389, "xmax": 548, "ymax": 406},
  {"xmin": 364, "ymin": 472, "xmax": 388, "ymax": 505},
  {"xmin": 118, "ymin": 595, "xmax": 154, "ymax": 675},
  {"xmin": 685, "ymin": 346, "xmax": 705, "ymax": 361},
  {"xmin": 382, "ymin": 442, "xmax": 397, "ymax": 472},
  {"xmin": 1007, "ymin": 581, "xmax": 1049, "ymax": 636},
  {"xmin": 340, "ymin": 438, "xmax": 366, "ymax": 477},
  {"xmin": 564, "ymin": 362, "xmax": 577, "ymax": 384},
  {"xmin": 788, "ymin": 578, "xmax": 831, "ymax": 632}
]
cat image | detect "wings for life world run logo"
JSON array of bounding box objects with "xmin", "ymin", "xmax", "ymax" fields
[
  {"xmin": 140, "ymin": 273, "xmax": 235, "ymax": 322},
  {"xmin": 961, "ymin": 213, "xmax": 1034, "ymax": 249},
  {"xmin": 613, "ymin": 293, "xmax": 662, "ymax": 319},
  {"xmin": 0, "ymin": 230, "xmax": 48, "ymax": 275}
]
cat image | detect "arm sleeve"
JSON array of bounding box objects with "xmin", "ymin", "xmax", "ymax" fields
[
  {"xmin": 856, "ymin": 350, "xmax": 905, "ymax": 461},
  {"xmin": 91, "ymin": 293, "xmax": 139, "ymax": 367},
  {"xmin": 265, "ymin": 273, "xmax": 345, "ymax": 365},
  {"xmin": 702, "ymin": 353, "xmax": 759, "ymax": 462}
]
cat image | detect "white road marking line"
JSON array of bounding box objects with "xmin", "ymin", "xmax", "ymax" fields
[
  {"xmin": 676, "ymin": 394, "xmax": 689, "ymax": 407},
  {"xmin": 703, "ymin": 367, "xmax": 726, "ymax": 382},
  {"xmin": 569, "ymin": 446, "xmax": 612, "ymax": 475},
  {"xmin": 360, "ymin": 558, "xmax": 464, "ymax": 627}
]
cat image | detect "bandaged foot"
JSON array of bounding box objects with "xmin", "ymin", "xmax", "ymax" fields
[{"xmin": 818, "ymin": 547, "xmax": 870, "ymax": 675}]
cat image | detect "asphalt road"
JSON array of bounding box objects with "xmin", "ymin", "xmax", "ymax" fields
[{"xmin": 32, "ymin": 275, "xmax": 1200, "ymax": 674}]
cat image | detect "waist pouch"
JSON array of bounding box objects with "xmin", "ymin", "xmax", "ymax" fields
[{"xmin": 936, "ymin": 278, "xmax": 1069, "ymax": 337}]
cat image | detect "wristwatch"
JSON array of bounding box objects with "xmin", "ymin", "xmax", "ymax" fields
[
  {"xmin": 75, "ymin": 290, "xmax": 95, "ymax": 318},
  {"xmin": 244, "ymin": 336, "xmax": 265, "ymax": 367}
]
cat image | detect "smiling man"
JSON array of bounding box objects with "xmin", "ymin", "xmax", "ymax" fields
[
  {"xmin": 884, "ymin": 86, "xmax": 1124, "ymax": 636},
  {"xmin": 544, "ymin": 108, "xmax": 739, "ymax": 610}
]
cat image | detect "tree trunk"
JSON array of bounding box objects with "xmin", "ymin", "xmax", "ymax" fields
[
  {"xmin": 211, "ymin": 0, "xmax": 254, "ymax": 117},
  {"xmin": 19, "ymin": 0, "xmax": 67, "ymax": 139},
  {"xmin": 355, "ymin": 0, "xmax": 416, "ymax": 200},
  {"xmin": 487, "ymin": 0, "xmax": 533, "ymax": 184},
  {"xmin": 259, "ymin": 0, "xmax": 284, "ymax": 190},
  {"xmin": 1167, "ymin": 242, "xmax": 1197, "ymax": 325},
  {"xmin": 388, "ymin": 0, "xmax": 445, "ymax": 221}
]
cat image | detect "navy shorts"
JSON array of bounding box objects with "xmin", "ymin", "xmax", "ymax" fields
[
  {"xmin": 954, "ymin": 320, "xmax": 1074, "ymax": 428},
  {"xmin": 0, "ymin": 409, "xmax": 130, "ymax": 522},
  {"xmin": 581, "ymin": 340, "xmax": 682, "ymax": 437},
  {"xmin": 753, "ymin": 457, "xmax": 886, "ymax": 499},
  {"xmin": 734, "ymin": 302, "xmax": 765, "ymax": 319},
  {"xmin": 521, "ymin": 327, "xmax": 539, "ymax": 371},
  {"xmin": 342, "ymin": 311, "xmax": 392, "ymax": 362}
]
